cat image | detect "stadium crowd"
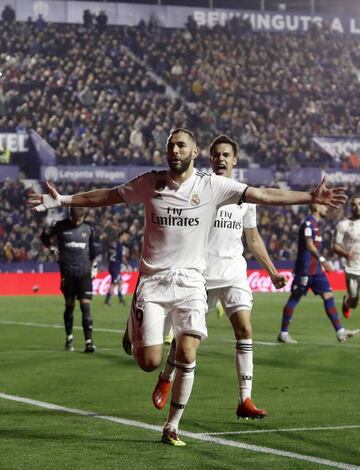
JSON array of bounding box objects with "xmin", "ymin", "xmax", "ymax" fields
[
  {"xmin": 1, "ymin": 178, "xmax": 357, "ymax": 270},
  {"xmin": 0, "ymin": 19, "xmax": 359, "ymax": 170},
  {"xmin": 1, "ymin": 16, "xmax": 360, "ymax": 270},
  {"xmin": 126, "ymin": 20, "xmax": 360, "ymax": 170}
]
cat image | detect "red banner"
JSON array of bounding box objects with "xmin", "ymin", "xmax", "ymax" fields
[{"xmin": 0, "ymin": 270, "xmax": 346, "ymax": 296}]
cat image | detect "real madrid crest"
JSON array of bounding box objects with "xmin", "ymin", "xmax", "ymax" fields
[{"xmin": 191, "ymin": 193, "xmax": 200, "ymax": 206}]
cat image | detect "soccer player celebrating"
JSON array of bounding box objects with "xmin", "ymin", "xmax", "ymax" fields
[
  {"xmin": 333, "ymin": 194, "xmax": 360, "ymax": 318},
  {"xmin": 278, "ymin": 204, "xmax": 359, "ymax": 344},
  {"xmin": 153, "ymin": 134, "xmax": 287, "ymax": 420},
  {"xmin": 40, "ymin": 207, "xmax": 97, "ymax": 353},
  {"xmin": 29, "ymin": 128, "xmax": 347, "ymax": 446}
]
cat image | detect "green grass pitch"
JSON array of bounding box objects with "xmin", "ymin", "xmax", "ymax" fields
[{"xmin": 0, "ymin": 293, "xmax": 359, "ymax": 469}]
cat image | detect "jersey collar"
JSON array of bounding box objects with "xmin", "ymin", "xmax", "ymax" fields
[{"xmin": 166, "ymin": 168, "xmax": 196, "ymax": 190}]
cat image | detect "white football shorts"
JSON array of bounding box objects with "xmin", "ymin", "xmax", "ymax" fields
[
  {"xmin": 207, "ymin": 280, "xmax": 253, "ymax": 318},
  {"xmin": 129, "ymin": 269, "xmax": 208, "ymax": 348}
]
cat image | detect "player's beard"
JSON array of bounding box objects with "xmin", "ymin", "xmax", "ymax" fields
[{"xmin": 168, "ymin": 153, "xmax": 193, "ymax": 175}]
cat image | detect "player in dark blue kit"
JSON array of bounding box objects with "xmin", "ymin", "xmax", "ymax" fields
[
  {"xmin": 40, "ymin": 207, "xmax": 97, "ymax": 352},
  {"xmin": 104, "ymin": 233, "xmax": 125, "ymax": 306},
  {"xmin": 278, "ymin": 204, "xmax": 359, "ymax": 343}
]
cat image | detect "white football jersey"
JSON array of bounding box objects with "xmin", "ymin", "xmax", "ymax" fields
[
  {"xmin": 205, "ymin": 203, "xmax": 257, "ymax": 288},
  {"xmin": 117, "ymin": 169, "xmax": 247, "ymax": 274},
  {"xmin": 334, "ymin": 219, "xmax": 360, "ymax": 275}
]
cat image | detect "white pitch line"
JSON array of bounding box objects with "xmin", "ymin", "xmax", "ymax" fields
[
  {"xmin": 0, "ymin": 320, "xmax": 124, "ymax": 334},
  {"xmin": 254, "ymin": 341, "xmax": 280, "ymax": 346},
  {"xmin": 2, "ymin": 320, "xmax": 360, "ymax": 349},
  {"xmin": 0, "ymin": 393, "xmax": 359, "ymax": 470},
  {"xmin": 1, "ymin": 321, "xmax": 278, "ymax": 347},
  {"xmin": 205, "ymin": 424, "xmax": 360, "ymax": 436}
]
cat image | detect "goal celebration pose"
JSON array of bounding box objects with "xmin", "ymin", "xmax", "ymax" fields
[
  {"xmin": 29, "ymin": 128, "xmax": 347, "ymax": 446},
  {"xmin": 152, "ymin": 134, "xmax": 287, "ymax": 420}
]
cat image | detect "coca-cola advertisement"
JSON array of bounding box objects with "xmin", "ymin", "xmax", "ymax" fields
[
  {"xmin": 0, "ymin": 272, "xmax": 140, "ymax": 296},
  {"xmin": 248, "ymin": 270, "xmax": 293, "ymax": 293},
  {"xmin": 0, "ymin": 270, "xmax": 346, "ymax": 296},
  {"xmin": 92, "ymin": 272, "xmax": 139, "ymax": 296}
]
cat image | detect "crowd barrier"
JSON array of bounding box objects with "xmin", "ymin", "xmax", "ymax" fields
[{"xmin": 0, "ymin": 270, "xmax": 346, "ymax": 296}]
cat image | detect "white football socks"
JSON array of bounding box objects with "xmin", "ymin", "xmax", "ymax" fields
[
  {"xmin": 164, "ymin": 360, "xmax": 196, "ymax": 431},
  {"xmin": 236, "ymin": 339, "xmax": 253, "ymax": 403}
]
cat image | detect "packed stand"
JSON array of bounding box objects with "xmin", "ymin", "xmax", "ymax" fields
[
  {"xmin": 123, "ymin": 20, "xmax": 360, "ymax": 170},
  {"xmin": 0, "ymin": 21, "xmax": 191, "ymax": 168},
  {"xmin": 1, "ymin": 20, "xmax": 360, "ymax": 171}
]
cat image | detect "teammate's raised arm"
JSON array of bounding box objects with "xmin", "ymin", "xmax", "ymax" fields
[
  {"xmin": 27, "ymin": 181, "xmax": 124, "ymax": 212},
  {"xmin": 244, "ymin": 226, "xmax": 287, "ymax": 289}
]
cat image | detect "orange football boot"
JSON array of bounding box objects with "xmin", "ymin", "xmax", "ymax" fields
[
  {"xmin": 236, "ymin": 398, "xmax": 267, "ymax": 419},
  {"xmin": 152, "ymin": 373, "xmax": 172, "ymax": 410}
]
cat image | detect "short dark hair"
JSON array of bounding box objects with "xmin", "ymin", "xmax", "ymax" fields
[
  {"xmin": 209, "ymin": 134, "xmax": 238, "ymax": 157},
  {"xmin": 167, "ymin": 128, "xmax": 196, "ymax": 144},
  {"xmin": 69, "ymin": 207, "xmax": 87, "ymax": 219}
]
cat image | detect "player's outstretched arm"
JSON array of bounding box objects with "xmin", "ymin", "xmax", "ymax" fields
[
  {"xmin": 244, "ymin": 227, "xmax": 287, "ymax": 289},
  {"xmin": 245, "ymin": 176, "xmax": 347, "ymax": 208},
  {"xmin": 28, "ymin": 182, "xmax": 124, "ymax": 212}
]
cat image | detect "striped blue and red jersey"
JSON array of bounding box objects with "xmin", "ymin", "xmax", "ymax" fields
[{"xmin": 294, "ymin": 215, "xmax": 323, "ymax": 275}]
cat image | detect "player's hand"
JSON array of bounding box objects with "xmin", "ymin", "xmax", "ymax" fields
[
  {"xmin": 91, "ymin": 262, "xmax": 98, "ymax": 279},
  {"xmin": 49, "ymin": 246, "xmax": 59, "ymax": 257},
  {"xmin": 271, "ymin": 272, "xmax": 287, "ymax": 289},
  {"xmin": 27, "ymin": 182, "xmax": 62, "ymax": 212},
  {"xmin": 312, "ymin": 175, "xmax": 347, "ymax": 208}
]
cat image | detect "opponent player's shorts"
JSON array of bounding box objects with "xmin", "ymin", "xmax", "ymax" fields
[
  {"xmin": 291, "ymin": 272, "xmax": 331, "ymax": 297},
  {"xmin": 345, "ymin": 272, "xmax": 360, "ymax": 299},
  {"xmin": 207, "ymin": 279, "xmax": 253, "ymax": 318},
  {"xmin": 129, "ymin": 269, "xmax": 208, "ymax": 349},
  {"xmin": 60, "ymin": 272, "xmax": 93, "ymax": 300},
  {"xmin": 109, "ymin": 267, "xmax": 121, "ymax": 284}
]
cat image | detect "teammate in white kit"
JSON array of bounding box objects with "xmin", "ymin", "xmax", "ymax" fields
[
  {"xmin": 333, "ymin": 194, "xmax": 360, "ymax": 318},
  {"xmin": 152, "ymin": 135, "xmax": 287, "ymax": 420},
  {"xmin": 28, "ymin": 128, "xmax": 347, "ymax": 447}
]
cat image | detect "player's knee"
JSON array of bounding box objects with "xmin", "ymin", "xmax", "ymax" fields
[
  {"xmin": 176, "ymin": 344, "xmax": 197, "ymax": 364},
  {"xmin": 322, "ymin": 292, "xmax": 334, "ymax": 301},
  {"xmin": 135, "ymin": 346, "xmax": 162, "ymax": 372},
  {"xmin": 236, "ymin": 324, "xmax": 252, "ymax": 339},
  {"xmin": 175, "ymin": 334, "xmax": 200, "ymax": 363},
  {"xmin": 137, "ymin": 357, "xmax": 161, "ymax": 372},
  {"xmin": 65, "ymin": 300, "xmax": 75, "ymax": 309},
  {"xmin": 290, "ymin": 292, "xmax": 302, "ymax": 301}
]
